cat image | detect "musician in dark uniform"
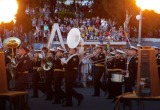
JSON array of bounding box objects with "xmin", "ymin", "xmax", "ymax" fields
[
  {"xmin": 53, "ymin": 47, "xmax": 65, "ymax": 104},
  {"xmin": 154, "ymin": 46, "xmax": 160, "ymax": 79},
  {"xmin": 124, "ymin": 46, "xmax": 138, "ymax": 93},
  {"xmin": 90, "ymin": 45, "xmax": 106, "ymax": 96},
  {"xmin": 106, "ymin": 52, "xmax": 115, "ymax": 98},
  {"xmin": 31, "ymin": 50, "xmax": 42, "ymax": 98},
  {"xmin": 13, "ymin": 45, "xmax": 31, "ymax": 109},
  {"xmin": 62, "ymin": 48, "xmax": 83, "ymax": 107},
  {"xmin": 43, "ymin": 48, "xmax": 55, "ymax": 100},
  {"xmin": 109, "ymin": 49, "xmax": 126, "ymax": 100},
  {"xmin": 14, "ymin": 45, "xmax": 31, "ymax": 91}
]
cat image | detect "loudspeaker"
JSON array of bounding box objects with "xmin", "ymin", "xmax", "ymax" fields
[{"xmin": 137, "ymin": 46, "xmax": 160, "ymax": 96}]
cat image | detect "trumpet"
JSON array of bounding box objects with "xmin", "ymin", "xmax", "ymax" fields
[
  {"xmin": 91, "ymin": 56, "xmax": 116, "ymax": 64},
  {"xmin": 106, "ymin": 56, "xmax": 116, "ymax": 59},
  {"xmin": 83, "ymin": 53, "xmax": 97, "ymax": 59}
]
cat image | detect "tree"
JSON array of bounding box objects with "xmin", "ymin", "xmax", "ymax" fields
[{"xmin": 92, "ymin": 0, "xmax": 160, "ymax": 37}]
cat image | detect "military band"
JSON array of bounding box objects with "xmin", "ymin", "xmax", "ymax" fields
[{"xmin": 2, "ymin": 36, "xmax": 160, "ymax": 109}]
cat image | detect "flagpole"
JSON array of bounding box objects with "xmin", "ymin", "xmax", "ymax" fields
[{"xmin": 138, "ymin": 10, "xmax": 142, "ymax": 44}]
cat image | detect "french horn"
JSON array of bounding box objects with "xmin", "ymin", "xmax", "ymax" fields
[{"xmin": 43, "ymin": 61, "xmax": 53, "ymax": 71}]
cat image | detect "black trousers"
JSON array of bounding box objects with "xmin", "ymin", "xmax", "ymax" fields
[
  {"xmin": 0, "ymin": 97, "xmax": 6, "ymax": 110},
  {"xmin": 32, "ymin": 70, "xmax": 40, "ymax": 97},
  {"xmin": 54, "ymin": 71, "xmax": 65, "ymax": 102},
  {"xmin": 44, "ymin": 70, "xmax": 54, "ymax": 99},
  {"xmin": 110, "ymin": 82, "xmax": 123, "ymax": 99},
  {"xmin": 65, "ymin": 69, "xmax": 82, "ymax": 105},
  {"xmin": 13, "ymin": 73, "xmax": 28, "ymax": 110},
  {"xmin": 93, "ymin": 66, "xmax": 106, "ymax": 95},
  {"xmin": 45, "ymin": 77, "xmax": 54, "ymax": 99}
]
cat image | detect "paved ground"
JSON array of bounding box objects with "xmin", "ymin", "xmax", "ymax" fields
[{"xmin": 5, "ymin": 87, "xmax": 160, "ymax": 110}]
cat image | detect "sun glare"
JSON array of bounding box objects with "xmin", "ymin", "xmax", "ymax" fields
[
  {"xmin": 0, "ymin": 0, "xmax": 18, "ymax": 24},
  {"xmin": 136, "ymin": 0, "xmax": 160, "ymax": 14}
]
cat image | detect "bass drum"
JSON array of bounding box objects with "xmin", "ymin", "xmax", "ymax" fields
[{"xmin": 111, "ymin": 73, "xmax": 124, "ymax": 83}]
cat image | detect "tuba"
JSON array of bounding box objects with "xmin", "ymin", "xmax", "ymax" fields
[
  {"xmin": 3, "ymin": 37, "xmax": 21, "ymax": 63},
  {"xmin": 67, "ymin": 28, "xmax": 84, "ymax": 62},
  {"xmin": 3, "ymin": 37, "xmax": 21, "ymax": 78}
]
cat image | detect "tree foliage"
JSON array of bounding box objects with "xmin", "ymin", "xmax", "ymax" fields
[{"xmin": 92, "ymin": 0, "xmax": 160, "ymax": 37}]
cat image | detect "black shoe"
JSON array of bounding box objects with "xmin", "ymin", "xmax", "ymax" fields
[
  {"xmin": 92, "ymin": 94, "xmax": 100, "ymax": 97},
  {"xmin": 62, "ymin": 104, "xmax": 73, "ymax": 107},
  {"xmin": 77, "ymin": 95, "xmax": 84, "ymax": 106}
]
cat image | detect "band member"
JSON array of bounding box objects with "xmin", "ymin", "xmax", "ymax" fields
[
  {"xmin": 90, "ymin": 45, "xmax": 106, "ymax": 96},
  {"xmin": 12, "ymin": 45, "xmax": 31, "ymax": 109},
  {"xmin": 154, "ymin": 46, "xmax": 160, "ymax": 78},
  {"xmin": 109, "ymin": 49, "xmax": 126, "ymax": 100},
  {"xmin": 31, "ymin": 50, "xmax": 42, "ymax": 98},
  {"xmin": 53, "ymin": 47, "xmax": 65, "ymax": 104},
  {"xmin": 62, "ymin": 48, "xmax": 83, "ymax": 107},
  {"xmin": 124, "ymin": 46, "xmax": 138, "ymax": 93},
  {"xmin": 14, "ymin": 45, "xmax": 31, "ymax": 91},
  {"xmin": 43, "ymin": 48, "xmax": 55, "ymax": 100},
  {"xmin": 106, "ymin": 52, "xmax": 115, "ymax": 98}
]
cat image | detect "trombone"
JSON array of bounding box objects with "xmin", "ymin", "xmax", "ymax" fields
[{"xmin": 83, "ymin": 53, "xmax": 97, "ymax": 59}]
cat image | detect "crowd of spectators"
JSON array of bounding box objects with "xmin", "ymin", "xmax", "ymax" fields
[{"xmin": 28, "ymin": 1, "xmax": 127, "ymax": 43}]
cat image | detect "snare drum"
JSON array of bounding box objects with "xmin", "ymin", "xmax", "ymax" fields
[{"xmin": 111, "ymin": 73, "xmax": 124, "ymax": 83}]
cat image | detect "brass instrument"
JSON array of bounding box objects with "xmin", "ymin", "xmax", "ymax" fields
[
  {"xmin": 3, "ymin": 37, "xmax": 21, "ymax": 60},
  {"xmin": 42, "ymin": 52, "xmax": 54, "ymax": 71},
  {"xmin": 90, "ymin": 56, "xmax": 116, "ymax": 64},
  {"xmin": 83, "ymin": 52, "xmax": 97, "ymax": 59},
  {"xmin": 43, "ymin": 61, "xmax": 53, "ymax": 71},
  {"xmin": 66, "ymin": 28, "xmax": 84, "ymax": 63},
  {"xmin": 3, "ymin": 37, "xmax": 21, "ymax": 81}
]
